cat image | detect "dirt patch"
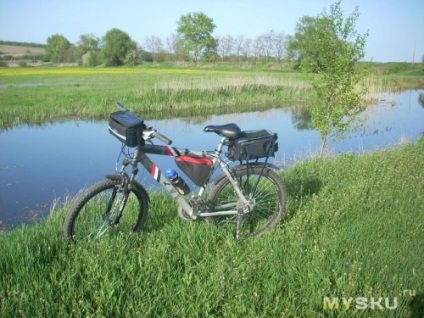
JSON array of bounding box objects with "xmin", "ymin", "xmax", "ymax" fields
[
  {"xmin": 0, "ymin": 45, "xmax": 45, "ymax": 56},
  {"xmin": 0, "ymin": 45, "xmax": 46, "ymax": 66}
]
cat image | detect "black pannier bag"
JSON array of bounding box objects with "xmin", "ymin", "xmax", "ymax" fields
[
  {"xmin": 226, "ymin": 129, "xmax": 278, "ymax": 162},
  {"xmin": 108, "ymin": 111, "xmax": 146, "ymax": 147},
  {"xmin": 175, "ymin": 156, "xmax": 214, "ymax": 186}
]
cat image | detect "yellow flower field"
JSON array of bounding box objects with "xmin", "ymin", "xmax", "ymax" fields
[{"xmin": 0, "ymin": 67, "xmax": 222, "ymax": 77}]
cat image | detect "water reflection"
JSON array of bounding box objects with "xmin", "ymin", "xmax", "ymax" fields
[
  {"xmin": 419, "ymin": 94, "xmax": 424, "ymax": 108},
  {"xmin": 291, "ymin": 105, "xmax": 313, "ymax": 131},
  {"xmin": 0, "ymin": 90, "xmax": 423, "ymax": 229}
]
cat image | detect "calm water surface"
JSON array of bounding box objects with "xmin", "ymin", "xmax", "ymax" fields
[{"xmin": 0, "ymin": 90, "xmax": 423, "ymax": 228}]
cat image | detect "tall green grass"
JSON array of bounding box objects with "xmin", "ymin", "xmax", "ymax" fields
[
  {"xmin": 0, "ymin": 67, "xmax": 313, "ymax": 128},
  {"xmin": 1, "ymin": 140, "xmax": 423, "ymax": 317}
]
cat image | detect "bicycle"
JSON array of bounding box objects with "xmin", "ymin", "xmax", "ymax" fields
[{"xmin": 63, "ymin": 103, "xmax": 287, "ymax": 241}]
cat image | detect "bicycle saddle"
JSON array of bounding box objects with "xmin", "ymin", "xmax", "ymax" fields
[{"xmin": 203, "ymin": 123, "xmax": 241, "ymax": 139}]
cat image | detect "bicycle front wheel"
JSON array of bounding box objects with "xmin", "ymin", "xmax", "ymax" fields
[
  {"xmin": 64, "ymin": 179, "xmax": 148, "ymax": 242},
  {"xmin": 206, "ymin": 165, "xmax": 287, "ymax": 238}
]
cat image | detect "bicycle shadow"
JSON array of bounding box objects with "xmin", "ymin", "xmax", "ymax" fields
[
  {"xmin": 282, "ymin": 174, "xmax": 323, "ymax": 222},
  {"xmin": 143, "ymin": 197, "xmax": 183, "ymax": 233},
  {"xmin": 409, "ymin": 293, "xmax": 424, "ymax": 318}
]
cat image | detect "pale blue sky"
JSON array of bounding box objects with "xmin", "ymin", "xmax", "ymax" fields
[{"xmin": 0, "ymin": 0, "xmax": 423, "ymax": 62}]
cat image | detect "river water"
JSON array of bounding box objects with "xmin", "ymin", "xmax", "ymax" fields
[{"xmin": 0, "ymin": 90, "xmax": 423, "ymax": 228}]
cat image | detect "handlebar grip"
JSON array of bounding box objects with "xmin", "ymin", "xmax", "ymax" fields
[{"xmin": 153, "ymin": 131, "xmax": 172, "ymax": 145}]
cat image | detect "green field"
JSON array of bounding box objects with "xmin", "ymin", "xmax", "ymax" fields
[
  {"xmin": 0, "ymin": 63, "xmax": 422, "ymax": 129},
  {"xmin": 1, "ymin": 139, "xmax": 423, "ymax": 317},
  {"xmin": 0, "ymin": 65, "xmax": 311, "ymax": 128}
]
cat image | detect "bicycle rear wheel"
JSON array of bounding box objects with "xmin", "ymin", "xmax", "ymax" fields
[
  {"xmin": 64, "ymin": 179, "xmax": 148, "ymax": 242},
  {"xmin": 206, "ymin": 165, "xmax": 287, "ymax": 238}
]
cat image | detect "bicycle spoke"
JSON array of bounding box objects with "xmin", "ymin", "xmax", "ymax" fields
[{"xmin": 206, "ymin": 166, "xmax": 287, "ymax": 238}]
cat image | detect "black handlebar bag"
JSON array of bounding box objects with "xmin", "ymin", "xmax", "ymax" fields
[{"xmin": 108, "ymin": 111, "xmax": 146, "ymax": 147}]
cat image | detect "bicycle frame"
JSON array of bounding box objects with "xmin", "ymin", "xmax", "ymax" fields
[
  {"xmin": 116, "ymin": 136, "xmax": 249, "ymax": 220},
  {"xmin": 64, "ymin": 104, "xmax": 285, "ymax": 241}
]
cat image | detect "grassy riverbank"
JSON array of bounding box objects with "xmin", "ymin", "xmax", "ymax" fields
[
  {"xmin": 0, "ymin": 63, "xmax": 422, "ymax": 128},
  {"xmin": 0, "ymin": 65, "xmax": 311, "ymax": 128},
  {"xmin": 1, "ymin": 140, "xmax": 423, "ymax": 317}
]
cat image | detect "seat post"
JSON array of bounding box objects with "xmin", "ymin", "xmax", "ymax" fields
[{"xmin": 215, "ymin": 137, "xmax": 227, "ymax": 154}]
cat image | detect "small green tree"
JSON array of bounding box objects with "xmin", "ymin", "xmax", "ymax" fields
[
  {"xmin": 125, "ymin": 48, "xmax": 143, "ymax": 66},
  {"xmin": 101, "ymin": 28, "xmax": 136, "ymax": 66},
  {"xmin": 292, "ymin": 1, "xmax": 368, "ymax": 155},
  {"xmin": 176, "ymin": 12, "xmax": 217, "ymax": 61},
  {"xmin": 78, "ymin": 34, "xmax": 100, "ymax": 66},
  {"xmin": 45, "ymin": 34, "xmax": 71, "ymax": 63},
  {"xmin": 87, "ymin": 51, "xmax": 98, "ymax": 67},
  {"xmin": 63, "ymin": 45, "xmax": 78, "ymax": 63}
]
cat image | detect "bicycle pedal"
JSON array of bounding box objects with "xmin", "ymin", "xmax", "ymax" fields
[{"xmin": 177, "ymin": 206, "xmax": 194, "ymax": 221}]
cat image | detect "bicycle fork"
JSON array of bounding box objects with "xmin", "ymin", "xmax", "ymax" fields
[{"xmin": 103, "ymin": 155, "xmax": 135, "ymax": 226}]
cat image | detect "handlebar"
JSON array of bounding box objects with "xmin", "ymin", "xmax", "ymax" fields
[
  {"xmin": 152, "ymin": 130, "xmax": 172, "ymax": 145},
  {"xmin": 142, "ymin": 127, "xmax": 173, "ymax": 145}
]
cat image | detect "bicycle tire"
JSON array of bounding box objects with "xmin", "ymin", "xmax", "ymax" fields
[
  {"xmin": 64, "ymin": 179, "xmax": 148, "ymax": 242},
  {"xmin": 206, "ymin": 165, "xmax": 287, "ymax": 238}
]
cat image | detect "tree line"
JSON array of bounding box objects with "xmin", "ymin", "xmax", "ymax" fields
[
  {"xmin": 43, "ymin": 17, "xmax": 289, "ymax": 66},
  {"xmin": 40, "ymin": 11, "xmax": 320, "ymax": 67},
  {"xmin": 0, "ymin": 40, "xmax": 45, "ymax": 48},
  {"xmin": 16, "ymin": 9, "xmax": 421, "ymax": 70},
  {"xmin": 42, "ymin": 9, "xmax": 327, "ymax": 67}
]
